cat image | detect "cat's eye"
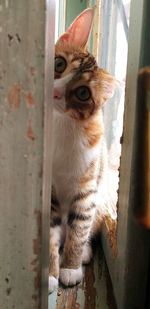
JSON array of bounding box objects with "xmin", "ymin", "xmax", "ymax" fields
[
  {"xmin": 55, "ymin": 56, "xmax": 67, "ymax": 73},
  {"xmin": 75, "ymin": 86, "xmax": 91, "ymax": 101}
]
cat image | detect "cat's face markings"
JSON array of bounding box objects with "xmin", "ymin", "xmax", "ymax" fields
[
  {"xmin": 53, "ymin": 7, "xmax": 116, "ymax": 120},
  {"xmin": 53, "ymin": 48, "xmax": 99, "ymax": 119}
]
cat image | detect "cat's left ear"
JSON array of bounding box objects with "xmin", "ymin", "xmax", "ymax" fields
[{"xmin": 57, "ymin": 8, "xmax": 94, "ymax": 48}]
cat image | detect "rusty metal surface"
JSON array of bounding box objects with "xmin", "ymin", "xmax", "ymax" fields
[{"xmin": 0, "ymin": 1, "xmax": 54, "ymax": 308}]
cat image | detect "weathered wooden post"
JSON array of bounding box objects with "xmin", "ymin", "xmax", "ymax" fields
[{"xmin": 0, "ymin": 1, "xmax": 55, "ymax": 308}]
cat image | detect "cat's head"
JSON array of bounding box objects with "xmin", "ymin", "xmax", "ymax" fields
[{"xmin": 54, "ymin": 8, "xmax": 116, "ymax": 121}]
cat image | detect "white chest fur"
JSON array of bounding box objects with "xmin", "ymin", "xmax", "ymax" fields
[{"xmin": 52, "ymin": 112, "xmax": 99, "ymax": 203}]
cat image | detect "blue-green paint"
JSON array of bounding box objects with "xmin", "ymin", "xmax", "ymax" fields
[
  {"xmin": 65, "ymin": 0, "xmax": 87, "ymax": 30},
  {"xmin": 48, "ymin": 290, "xmax": 57, "ymax": 309}
]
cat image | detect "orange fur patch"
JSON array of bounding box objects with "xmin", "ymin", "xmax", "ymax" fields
[{"xmin": 83, "ymin": 114, "xmax": 104, "ymax": 148}]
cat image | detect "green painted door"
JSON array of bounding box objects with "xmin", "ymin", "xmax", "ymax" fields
[{"xmin": 101, "ymin": 1, "xmax": 150, "ymax": 308}]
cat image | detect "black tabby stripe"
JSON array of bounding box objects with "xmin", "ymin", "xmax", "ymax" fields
[
  {"xmin": 51, "ymin": 205, "xmax": 58, "ymax": 212},
  {"xmin": 70, "ymin": 223, "xmax": 90, "ymax": 231},
  {"xmin": 86, "ymin": 202, "xmax": 96, "ymax": 211},
  {"xmin": 51, "ymin": 195, "xmax": 59, "ymax": 207},
  {"xmin": 51, "ymin": 217, "xmax": 61, "ymax": 227},
  {"xmin": 81, "ymin": 56, "xmax": 97, "ymax": 72},
  {"xmin": 72, "ymin": 190, "xmax": 97, "ymax": 204},
  {"xmin": 68, "ymin": 211, "xmax": 92, "ymax": 225}
]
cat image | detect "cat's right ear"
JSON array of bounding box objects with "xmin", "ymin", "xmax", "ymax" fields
[{"xmin": 56, "ymin": 8, "xmax": 94, "ymax": 49}]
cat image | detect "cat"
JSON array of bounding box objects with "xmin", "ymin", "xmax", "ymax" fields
[{"xmin": 49, "ymin": 8, "xmax": 116, "ymax": 293}]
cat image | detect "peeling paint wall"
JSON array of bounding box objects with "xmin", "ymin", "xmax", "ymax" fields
[{"xmin": 0, "ymin": 1, "xmax": 54, "ymax": 308}]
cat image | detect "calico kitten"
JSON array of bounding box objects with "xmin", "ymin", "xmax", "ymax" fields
[{"xmin": 49, "ymin": 8, "xmax": 116, "ymax": 293}]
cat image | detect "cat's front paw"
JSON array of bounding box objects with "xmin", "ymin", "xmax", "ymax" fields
[
  {"xmin": 59, "ymin": 267, "xmax": 83, "ymax": 287},
  {"xmin": 49, "ymin": 276, "xmax": 58, "ymax": 294}
]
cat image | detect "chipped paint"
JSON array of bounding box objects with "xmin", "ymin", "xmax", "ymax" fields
[
  {"xmin": 49, "ymin": 250, "xmax": 117, "ymax": 309},
  {"xmin": 7, "ymin": 33, "xmax": 21, "ymax": 45},
  {"xmin": 32, "ymin": 210, "xmax": 42, "ymax": 308},
  {"xmin": 33, "ymin": 210, "xmax": 42, "ymax": 256},
  {"xmin": 8, "ymin": 34, "xmax": 13, "ymax": 45},
  {"xmin": 31, "ymin": 258, "xmax": 38, "ymax": 266},
  {"xmin": 56, "ymin": 286, "xmax": 78, "ymax": 308},
  {"xmin": 84, "ymin": 263, "xmax": 96, "ymax": 309},
  {"xmin": 27, "ymin": 124, "xmax": 36, "ymax": 141},
  {"xmin": 34, "ymin": 210, "xmax": 42, "ymax": 237},
  {"xmin": 8, "ymin": 84, "xmax": 21, "ymax": 109},
  {"xmin": 16, "ymin": 33, "xmax": 21, "ymax": 43},
  {"xmin": 33, "ymin": 239, "xmax": 41, "ymax": 255},
  {"xmin": 103, "ymin": 217, "xmax": 118, "ymax": 258},
  {"xmin": 30, "ymin": 67, "xmax": 36, "ymax": 76},
  {"xmin": 34, "ymin": 269, "xmax": 41, "ymax": 290},
  {"xmin": 6, "ymin": 287, "xmax": 11, "ymax": 295},
  {"xmin": 0, "ymin": 0, "xmax": 55, "ymax": 308},
  {"xmin": 25, "ymin": 92, "xmax": 36, "ymax": 107}
]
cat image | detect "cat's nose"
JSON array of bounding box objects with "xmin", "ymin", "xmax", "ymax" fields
[{"xmin": 53, "ymin": 88, "xmax": 63, "ymax": 100}]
